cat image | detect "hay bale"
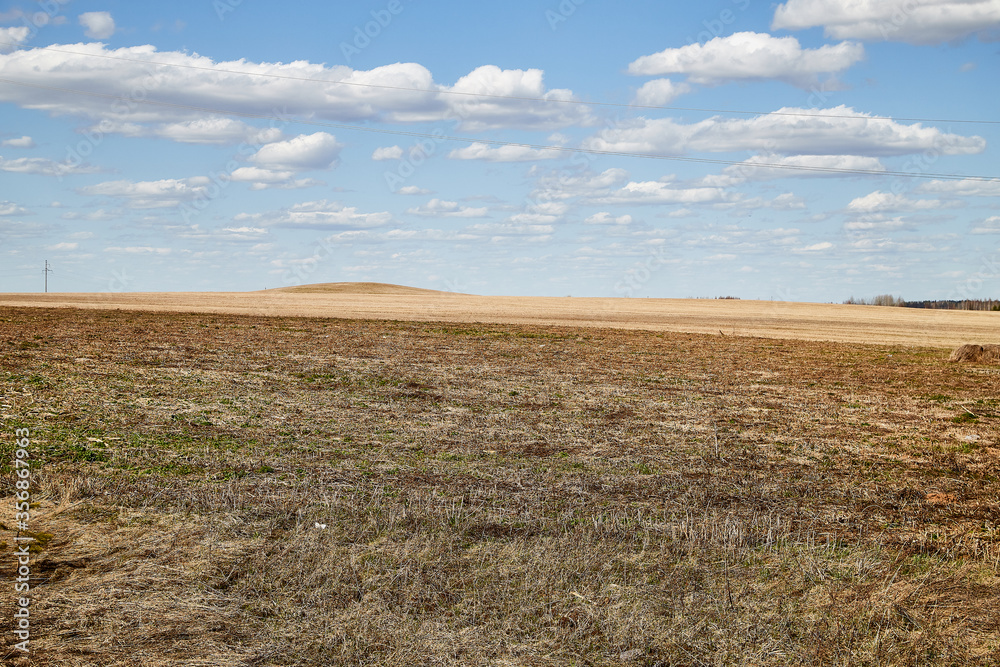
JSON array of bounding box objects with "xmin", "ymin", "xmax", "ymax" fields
[{"xmin": 948, "ymin": 344, "xmax": 1000, "ymax": 363}]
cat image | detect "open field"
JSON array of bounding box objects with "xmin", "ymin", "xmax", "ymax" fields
[
  {"xmin": 1, "ymin": 299, "xmax": 999, "ymax": 665},
  {"xmin": 2, "ymin": 283, "xmax": 1000, "ymax": 348}
]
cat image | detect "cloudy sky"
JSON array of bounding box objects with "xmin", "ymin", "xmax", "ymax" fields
[{"xmin": 1, "ymin": 0, "xmax": 998, "ymax": 300}]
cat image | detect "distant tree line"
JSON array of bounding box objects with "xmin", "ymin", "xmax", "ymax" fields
[{"xmin": 844, "ymin": 294, "xmax": 1000, "ymax": 311}]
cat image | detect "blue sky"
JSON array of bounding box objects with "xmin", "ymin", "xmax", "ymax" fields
[{"xmin": 0, "ymin": 0, "xmax": 998, "ymax": 300}]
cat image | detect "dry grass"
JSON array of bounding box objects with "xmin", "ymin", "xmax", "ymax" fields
[
  {"xmin": 949, "ymin": 344, "xmax": 1000, "ymax": 364},
  {"xmin": 3, "ymin": 286, "xmax": 1000, "ymax": 347},
  {"xmin": 1, "ymin": 306, "xmax": 998, "ymax": 665}
]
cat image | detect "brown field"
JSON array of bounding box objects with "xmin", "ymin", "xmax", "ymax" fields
[
  {"xmin": 2, "ymin": 282, "xmax": 1000, "ymax": 347},
  {"xmin": 1, "ymin": 287, "xmax": 998, "ymax": 665}
]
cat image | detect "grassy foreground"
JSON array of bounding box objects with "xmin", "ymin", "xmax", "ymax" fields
[{"xmin": 1, "ymin": 306, "xmax": 998, "ymax": 666}]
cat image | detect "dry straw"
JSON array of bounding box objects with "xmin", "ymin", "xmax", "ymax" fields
[{"xmin": 948, "ymin": 343, "xmax": 1000, "ymax": 363}]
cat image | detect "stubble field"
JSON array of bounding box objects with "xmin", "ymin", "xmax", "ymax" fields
[{"xmin": 1, "ymin": 297, "xmax": 998, "ymax": 665}]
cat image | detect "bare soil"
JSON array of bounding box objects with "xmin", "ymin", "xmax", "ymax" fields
[{"xmin": 0, "ymin": 301, "xmax": 998, "ymax": 665}]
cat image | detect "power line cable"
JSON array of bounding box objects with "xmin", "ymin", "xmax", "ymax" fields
[
  {"xmin": 0, "ymin": 77, "xmax": 995, "ymax": 182},
  {"xmin": 0, "ymin": 41, "xmax": 997, "ymax": 126}
]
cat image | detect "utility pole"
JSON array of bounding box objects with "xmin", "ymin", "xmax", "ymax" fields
[{"xmin": 43, "ymin": 260, "xmax": 52, "ymax": 293}]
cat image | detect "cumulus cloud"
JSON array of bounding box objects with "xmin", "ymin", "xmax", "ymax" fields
[
  {"xmin": 530, "ymin": 167, "xmax": 631, "ymax": 202},
  {"xmin": 591, "ymin": 180, "xmax": 738, "ymax": 206},
  {"xmin": 633, "ymin": 79, "xmax": 691, "ymax": 106},
  {"xmin": 704, "ymin": 154, "xmax": 887, "ymax": 186},
  {"xmin": 800, "ymin": 241, "xmax": 833, "ymax": 251},
  {"xmin": 772, "ymin": 0, "xmax": 1000, "ymax": 44},
  {"xmin": 448, "ymin": 142, "xmax": 562, "ymax": 162},
  {"xmin": 234, "ymin": 199, "xmax": 392, "ymax": 229},
  {"xmin": 0, "ymin": 45, "xmax": 593, "ymax": 140},
  {"xmin": 0, "ymin": 201, "xmax": 29, "ymax": 216},
  {"xmin": 47, "ymin": 242, "xmax": 78, "ymax": 251},
  {"xmin": 463, "ymin": 221, "xmax": 554, "ymax": 242},
  {"xmin": 229, "ymin": 167, "xmax": 323, "ymax": 190},
  {"xmin": 406, "ymin": 199, "xmax": 489, "ymax": 218},
  {"xmin": 585, "ymin": 212, "xmax": 633, "ymax": 225},
  {"xmin": 445, "ymin": 65, "xmax": 595, "ymax": 131},
  {"xmin": 79, "ymin": 12, "xmax": 116, "ymax": 39},
  {"xmin": 79, "ymin": 178, "xmax": 211, "ymax": 209},
  {"xmin": 249, "ymin": 132, "xmax": 343, "ymax": 171},
  {"xmin": 628, "ymin": 32, "xmax": 864, "ymax": 87},
  {"xmin": 372, "ymin": 145, "xmax": 404, "ymax": 160},
  {"xmin": 104, "ymin": 246, "xmax": 172, "ymax": 254},
  {"xmin": 397, "ymin": 185, "xmax": 431, "ymax": 195},
  {"xmin": 2, "ymin": 135, "xmax": 35, "ymax": 148},
  {"xmin": 917, "ymin": 178, "xmax": 1000, "ymax": 197},
  {"xmin": 0, "ymin": 27, "xmax": 30, "ymax": 52},
  {"xmin": 582, "ymin": 107, "xmax": 985, "ymax": 158},
  {"xmin": 971, "ymin": 216, "xmax": 1000, "ymax": 234},
  {"xmin": 0, "ymin": 156, "xmax": 101, "ymax": 177},
  {"xmin": 847, "ymin": 191, "xmax": 961, "ymax": 213},
  {"xmin": 156, "ymin": 118, "xmax": 283, "ymax": 145}
]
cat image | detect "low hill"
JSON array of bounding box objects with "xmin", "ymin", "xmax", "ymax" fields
[{"xmin": 266, "ymin": 282, "xmax": 460, "ymax": 295}]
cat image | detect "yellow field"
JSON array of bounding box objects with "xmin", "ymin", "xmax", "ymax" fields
[{"xmin": 1, "ymin": 282, "xmax": 998, "ymax": 348}]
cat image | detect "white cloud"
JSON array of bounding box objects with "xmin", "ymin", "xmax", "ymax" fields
[
  {"xmin": 2, "ymin": 136, "xmax": 35, "ymax": 148},
  {"xmin": 844, "ymin": 216, "xmax": 910, "ymax": 231},
  {"xmin": 800, "ymin": 241, "xmax": 833, "ymax": 251},
  {"xmin": 249, "ymin": 132, "xmax": 343, "ymax": 171},
  {"xmin": 530, "ymin": 167, "xmax": 631, "ymax": 202},
  {"xmin": 396, "ymin": 185, "xmax": 431, "ymax": 195},
  {"xmin": 772, "ymin": 0, "xmax": 1000, "ymax": 44},
  {"xmin": 0, "ymin": 45, "xmax": 592, "ymax": 138},
  {"xmin": 407, "ymin": 199, "xmax": 489, "ymax": 218},
  {"xmin": 585, "ymin": 212, "xmax": 633, "ymax": 225},
  {"xmin": 917, "ymin": 179, "xmax": 1000, "ymax": 197},
  {"xmin": 0, "ymin": 27, "xmax": 29, "ymax": 53},
  {"xmin": 234, "ymin": 199, "xmax": 392, "ymax": 229},
  {"xmin": 79, "ymin": 12, "xmax": 116, "ymax": 39},
  {"xmin": 156, "ymin": 118, "xmax": 283, "ymax": 145},
  {"xmin": 60, "ymin": 209, "xmax": 122, "ymax": 221},
  {"xmin": 104, "ymin": 246, "xmax": 172, "ymax": 255},
  {"xmin": 592, "ymin": 180, "xmax": 738, "ymax": 206},
  {"xmin": 0, "ymin": 156, "xmax": 102, "ymax": 177},
  {"xmin": 583, "ymin": 107, "xmax": 985, "ymax": 157},
  {"xmin": 79, "ymin": 178, "xmax": 210, "ymax": 209},
  {"xmin": 372, "ymin": 145, "xmax": 404, "ymax": 160},
  {"xmin": 464, "ymin": 221, "xmax": 554, "ymax": 241},
  {"xmin": 47, "ymin": 242, "xmax": 78, "ymax": 251},
  {"xmin": 445, "ymin": 65, "xmax": 595, "ymax": 131},
  {"xmin": 628, "ymin": 32, "xmax": 864, "ymax": 87},
  {"xmin": 0, "ymin": 201, "xmax": 28, "ymax": 216},
  {"xmin": 448, "ymin": 142, "xmax": 562, "ymax": 162},
  {"xmin": 971, "ymin": 216, "xmax": 1000, "ymax": 234},
  {"xmin": 229, "ymin": 167, "xmax": 322, "ymax": 190},
  {"xmin": 705, "ymin": 154, "xmax": 887, "ymax": 186},
  {"xmin": 847, "ymin": 191, "xmax": 960, "ymax": 213},
  {"xmin": 633, "ymin": 79, "xmax": 691, "ymax": 106}
]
